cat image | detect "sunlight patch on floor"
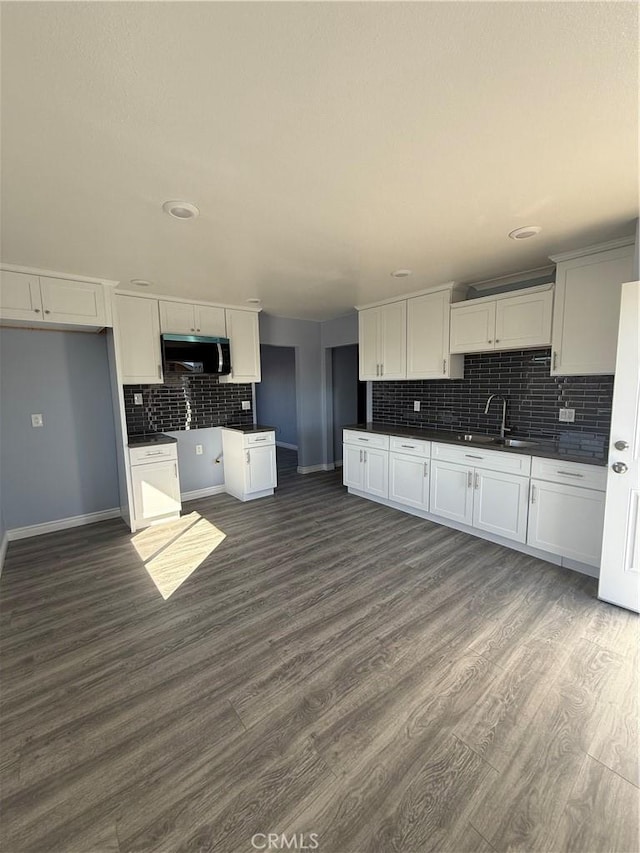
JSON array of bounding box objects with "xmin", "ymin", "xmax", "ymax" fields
[{"xmin": 132, "ymin": 511, "xmax": 226, "ymax": 599}]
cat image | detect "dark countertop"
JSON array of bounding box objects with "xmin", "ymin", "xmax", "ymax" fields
[
  {"xmin": 128, "ymin": 432, "xmax": 178, "ymax": 447},
  {"xmin": 221, "ymin": 424, "xmax": 276, "ymax": 434},
  {"xmin": 344, "ymin": 423, "xmax": 609, "ymax": 467}
]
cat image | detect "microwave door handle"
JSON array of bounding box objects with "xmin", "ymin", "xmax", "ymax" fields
[{"xmin": 217, "ymin": 342, "xmax": 223, "ymax": 373}]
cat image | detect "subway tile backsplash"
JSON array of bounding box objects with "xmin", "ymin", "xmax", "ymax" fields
[
  {"xmin": 124, "ymin": 375, "xmax": 254, "ymax": 435},
  {"xmin": 372, "ymin": 348, "xmax": 614, "ymax": 441}
]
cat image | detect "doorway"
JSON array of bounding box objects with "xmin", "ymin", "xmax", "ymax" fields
[
  {"xmin": 255, "ymin": 344, "xmax": 298, "ymax": 472},
  {"xmin": 331, "ymin": 344, "xmax": 366, "ymax": 465}
]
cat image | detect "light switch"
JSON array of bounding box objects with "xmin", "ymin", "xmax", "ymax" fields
[
  {"xmin": 241, "ymin": 401, "xmax": 251, "ymax": 411},
  {"xmin": 559, "ymin": 408, "xmax": 575, "ymax": 423},
  {"xmin": 413, "ymin": 401, "xmax": 421, "ymax": 412},
  {"xmin": 31, "ymin": 414, "xmax": 44, "ymax": 428},
  {"xmin": 133, "ymin": 393, "xmax": 143, "ymax": 405}
]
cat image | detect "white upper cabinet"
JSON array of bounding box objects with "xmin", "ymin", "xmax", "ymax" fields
[
  {"xmin": 550, "ymin": 239, "xmax": 634, "ymax": 375},
  {"xmin": 450, "ymin": 300, "xmax": 496, "ymax": 354},
  {"xmin": 114, "ymin": 294, "xmax": 163, "ymax": 385},
  {"xmin": 494, "ymin": 288, "xmax": 553, "ymax": 351},
  {"xmin": 220, "ymin": 309, "xmax": 261, "ymax": 383},
  {"xmin": 0, "ymin": 270, "xmax": 108, "ymax": 327},
  {"xmin": 159, "ymin": 300, "xmax": 226, "ymax": 337},
  {"xmin": 358, "ymin": 302, "xmax": 406, "ymax": 380},
  {"xmin": 407, "ymin": 290, "xmax": 463, "ymax": 379},
  {"xmin": 450, "ymin": 286, "xmax": 553, "ymax": 355}
]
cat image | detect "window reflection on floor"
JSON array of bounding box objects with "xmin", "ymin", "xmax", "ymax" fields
[{"xmin": 131, "ymin": 511, "xmax": 226, "ymax": 599}]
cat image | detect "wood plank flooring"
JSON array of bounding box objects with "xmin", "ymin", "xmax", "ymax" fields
[{"xmin": 1, "ymin": 449, "xmax": 638, "ymax": 853}]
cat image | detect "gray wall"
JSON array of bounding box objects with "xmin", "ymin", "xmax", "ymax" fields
[
  {"xmin": 321, "ymin": 312, "xmax": 358, "ymax": 350},
  {"xmin": 255, "ymin": 345, "xmax": 297, "ymax": 446},
  {"xmin": 332, "ymin": 345, "xmax": 359, "ymax": 462},
  {"xmin": 166, "ymin": 427, "xmax": 225, "ymax": 494},
  {"xmin": 259, "ymin": 314, "xmax": 322, "ymax": 468},
  {"xmin": 0, "ymin": 328, "xmax": 119, "ymax": 529}
]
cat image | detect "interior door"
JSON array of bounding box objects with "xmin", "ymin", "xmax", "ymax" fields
[{"xmin": 599, "ymin": 280, "xmax": 640, "ymax": 611}]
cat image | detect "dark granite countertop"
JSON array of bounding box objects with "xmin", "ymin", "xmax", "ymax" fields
[
  {"xmin": 344, "ymin": 423, "xmax": 609, "ymax": 467},
  {"xmin": 221, "ymin": 424, "xmax": 276, "ymax": 434},
  {"xmin": 128, "ymin": 432, "xmax": 178, "ymax": 447}
]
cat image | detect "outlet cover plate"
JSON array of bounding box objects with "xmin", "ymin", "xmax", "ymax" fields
[
  {"xmin": 413, "ymin": 401, "xmax": 421, "ymax": 412},
  {"xmin": 559, "ymin": 408, "xmax": 575, "ymax": 423},
  {"xmin": 196, "ymin": 444, "xmax": 203, "ymax": 455},
  {"xmin": 241, "ymin": 401, "xmax": 251, "ymax": 411},
  {"xmin": 31, "ymin": 413, "xmax": 43, "ymax": 428}
]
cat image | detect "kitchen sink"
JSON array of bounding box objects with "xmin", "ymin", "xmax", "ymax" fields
[
  {"xmin": 455, "ymin": 434, "xmax": 539, "ymax": 449},
  {"xmin": 493, "ymin": 438, "xmax": 539, "ymax": 448},
  {"xmin": 456, "ymin": 434, "xmax": 496, "ymax": 444}
]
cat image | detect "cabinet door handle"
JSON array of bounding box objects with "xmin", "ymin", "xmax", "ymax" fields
[
  {"xmin": 174, "ymin": 463, "xmax": 178, "ymax": 478},
  {"xmin": 254, "ymin": 437, "xmax": 267, "ymax": 441},
  {"xmin": 44, "ymin": 309, "xmax": 51, "ymax": 315},
  {"xmin": 443, "ymin": 359, "xmax": 446, "ymax": 373},
  {"xmin": 474, "ymin": 472, "xmax": 479, "ymax": 489},
  {"xmin": 553, "ymin": 351, "xmax": 558, "ymax": 371},
  {"xmin": 360, "ymin": 449, "xmax": 363, "ymax": 463},
  {"xmin": 401, "ymin": 444, "xmax": 415, "ymax": 449},
  {"xmin": 158, "ymin": 364, "xmax": 162, "ymax": 379},
  {"xmin": 364, "ymin": 450, "xmax": 367, "ymax": 463},
  {"xmin": 246, "ymin": 451, "xmax": 250, "ymax": 464},
  {"xmin": 465, "ymin": 454, "xmax": 483, "ymax": 460},
  {"xmin": 380, "ymin": 363, "xmax": 384, "ymax": 377},
  {"xmin": 34, "ymin": 308, "xmax": 41, "ymax": 313},
  {"xmin": 423, "ymin": 462, "xmax": 428, "ymax": 477},
  {"xmin": 530, "ymin": 484, "xmax": 536, "ymax": 504},
  {"xmin": 358, "ymin": 437, "xmax": 369, "ymax": 442},
  {"xmin": 467, "ymin": 470, "xmax": 473, "ymax": 488},
  {"xmin": 375, "ymin": 364, "xmax": 379, "ymax": 376},
  {"xmin": 190, "ymin": 328, "xmax": 195, "ymax": 332},
  {"xmin": 488, "ymin": 339, "xmax": 492, "ymax": 344},
  {"xmin": 557, "ymin": 470, "xmax": 583, "ymax": 478},
  {"xmin": 495, "ymin": 339, "xmax": 500, "ymax": 343}
]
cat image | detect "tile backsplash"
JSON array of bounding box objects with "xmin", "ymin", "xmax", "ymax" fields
[
  {"xmin": 124, "ymin": 375, "xmax": 254, "ymax": 435},
  {"xmin": 372, "ymin": 348, "xmax": 614, "ymax": 441}
]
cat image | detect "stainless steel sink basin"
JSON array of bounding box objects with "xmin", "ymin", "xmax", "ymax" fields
[
  {"xmin": 455, "ymin": 434, "xmax": 539, "ymax": 449},
  {"xmin": 456, "ymin": 434, "xmax": 496, "ymax": 444},
  {"xmin": 493, "ymin": 438, "xmax": 539, "ymax": 448}
]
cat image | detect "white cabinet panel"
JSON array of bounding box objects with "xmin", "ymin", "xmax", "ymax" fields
[
  {"xmin": 247, "ymin": 445, "xmax": 277, "ymax": 493},
  {"xmin": 131, "ymin": 459, "xmax": 181, "ymax": 522},
  {"xmin": 358, "ymin": 307, "xmax": 381, "ymax": 380},
  {"xmin": 39, "ymin": 277, "xmax": 107, "ymax": 325},
  {"xmin": 343, "ymin": 430, "xmax": 390, "ymax": 450},
  {"xmin": 527, "ymin": 479, "xmax": 606, "ymax": 566},
  {"xmin": 389, "ymin": 452, "xmax": 429, "ymax": 510},
  {"xmin": 358, "ymin": 302, "xmax": 406, "ymax": 380},
  {"xmin": 495, "ymin": 289, "xmax": 553, "ymax": 351},
  {"xmin": 473, "ymin": 469, "xmax": 529, "ymax": 543},
  {"xmin": 115, "ymin": 295, "xmax": 163, "ymax": 384},
  {"xmin": 221, "ymin": 309, "xmax": 261, "ymax": 383},
  {"xmin": 362, "ymin": 447, "xmax": 389, "ymax": 498},
  {"xmin": 430, "ymin": 460, "xmax": 473, "ymax": 525},
  {"xmin": 159, "ymin": 301, "xmax": 196, "ymax": 334},
  {"xmin": 530, "ymin": 457, "xmax": 607, "ymax": 491},
  {"xmin": 0, "ymin": 271, "xmax": 42, "ymax": 320},
  {"xmin": 450, "ymin": 301, "xmax": 496, "ymax": 354},
  {"xmin": 432, "ymin": 442, "xmax": 531, "ymax": 476},
  {"xmin": 407, "ymin": 291, "xmax": 463, "ymax": 379},
  {"xmin": 551, "ymin": 243, "xmax": 634, "ymax": 375},
  {"xmin": 343, "ymin": 444, "xmax": 365, "ymax": 490},
  {"xmin": 196, "ymin": 305, "xmax": 226, "ymax": 336}
]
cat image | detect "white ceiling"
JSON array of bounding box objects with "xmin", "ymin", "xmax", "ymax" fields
[{"xmin": 1, "ymin": 2, "xmax": 638, "ymax": 320}]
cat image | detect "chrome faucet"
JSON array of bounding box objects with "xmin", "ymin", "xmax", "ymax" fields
[{"xmin": 484, "ymin": 394, "xmax": 509, "ymax": 439}]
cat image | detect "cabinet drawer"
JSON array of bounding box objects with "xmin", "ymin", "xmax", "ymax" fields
[
  {"xmin": 431, "ymin": 442, "xmax": 531, "ymax": 476},
  {"xmin": 389, "ymin": 436, "xmax": 431, "ymax": 457},
  {"xmin": 531, "ymin": 457, "xmax": 607, "ymax": 491},
  {"xmin": 129, "ymin": 444, "xmax": 177, "ymax": 465},
  {"xmin": 245, "ymin": 431, "xmax": 275, "ymax": 447},
  {"xmin": 343, "ymin": 430, "xmax": 390, "ymax": 450}
]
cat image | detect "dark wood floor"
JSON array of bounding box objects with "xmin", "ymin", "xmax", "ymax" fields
[{"xmin": 1, "ymin": 449, "xmax": 638, "ymax": 853}]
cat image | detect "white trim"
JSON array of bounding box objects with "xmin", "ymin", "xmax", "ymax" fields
[
  {"xmin": 467, "ymin": 265, "xmax": 555, "ymax": 292},
  {"xmin": 7, "ymin": 509, "xmax": 121, "ymax": 541},
  {"xmin": 297, "ymin": 463, "xmax": 335, "ymax": 474},
  {"xmin": 346, "ymin": 488, "xmax": 599, "ymax": 578},
  {"xmin": 276, "ymin": 441, "xmax": 298, "ymax": 451},
  {"xmin": 549, "ymin": 236, "xmax": 634, "ymax": 263},
  {"xmin": 0, "ymin": 263, "xmax": 119, "ymax": 287},
  {"xmin": 181, "ymin": 485, "xmax": 226, "ymax": 502},
  {"xmin": 450, "ymin": 283, "xmax": 553, "ymax": 308},
  {"xmin": 355, "ymin": 281, "xmax": 464, "ymax": 311},
  {"xmin": 114, "ymin": 288, "xmax": 261, "ymax": 313},
  {"xmin": 0, "ymin": 531, "xmax": 8, "ymax": 577}
]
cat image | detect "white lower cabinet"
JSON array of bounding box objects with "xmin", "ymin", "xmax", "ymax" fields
[
  {"xmin": 362, "ymin": 447, "xmax": 390, "ymax": 498},
  {"xmin": 247, "ymin": 445, "xmax": 278, "ymax": 493},
  {"xmin": 389, "ymin": 452, "xmax": 429, "ymax": 511},
  {"xmin": 473, "ymin": 468, "xmax": 529, "ymax": 543},
  {"xmin": 221, "ymin": 429, "xmax": 277, "ymax": 501},
  {"xmin": 130, "ymin": 444, "xmax": 181, "ymax": 527},
  {"xmin": 527, "ymin": 479, "xmax": 606, "ymax": 566},
  {"xmin": 429, "ymin": 460, "xmax": 473, "ymax": 525},
  {"xmin": 343, "ymin": 432, "xmax": 389, "ymax": 498}
]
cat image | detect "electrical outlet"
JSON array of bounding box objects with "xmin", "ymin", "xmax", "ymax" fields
[
  {"xmin": 559, "ymin": 408, "xmax": 575, "ymax": 423},
  {"xmin": 413, "ymin": 401, "xmax": 421, "ymax": 412},
  {"xmin": 195, "ymin": 444, "xmax": 203, "ymax": 455},
  {"xmin": 133, "ymin": 393, "xmax": 143, "ymax": 405},
  {"xmin": 241, "ymin": 401, "xmax": 251, "ymax": 411},
  {"xmin": 31, "ymin": 413, "xmax": 43, "ymax": 428}
]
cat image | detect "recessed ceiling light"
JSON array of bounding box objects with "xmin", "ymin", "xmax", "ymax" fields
[
  {"xmin": 391, "ymin": 269, "xmax": 412, "ymax": 278},
  {"xmin": 246, "ymin": 298, "xmax": 261, "ymax": 304},
  {"xmin": 508, "ymin": 226, "xmax": 542, "ymax": 240},
  {"xmin": 130, "ymin": 279, "xmax": 152, "ymax": 287},
  {"xmin": 162, "ymin": 200, "xmax": 199, "ymax": 220}
]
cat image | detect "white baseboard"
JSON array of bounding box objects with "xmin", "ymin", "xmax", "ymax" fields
[
  {"xmin": 297, "ymin": 463, "xmax": 335, "ymax": 474},
  {"xmin": 276, "ymin": 441, "xmax": 298, "ymax": 451},
  {"xmin": 181, "ymin": 485, "xmax": 226, "ymax": 502},
  {"xmin": 334, "ymin": 459, "xmax": 343, "ymax": 468},
  {"xmin": 0, "ymin": 531, "xmax": 8, "ymax": 577},
  {"xmin": 7, "ymin": 508, "xmax": 121, "ymax": 542}
]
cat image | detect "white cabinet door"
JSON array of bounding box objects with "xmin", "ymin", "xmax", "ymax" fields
[
  {"xmin": 430, "ymin": 460, "xmax": 473, "ymax": 525},
  {"xmin": 450, "ymin": 301, "xmax": 496, "ymax": 354},
  {"xmin": 407, "ymin": 290, "xmax": 461, "ymax": 379},
  {"xmin": 39, "ymin": 277, "xmax": 107, "ymax": 326},
  {"xmin": 0, "ymin": 270, "xmax": 42, "ymax": 320},
  {"xmin": 195, "ymin": 305, "xmax": 226, "ymax": 336},
  {"xmin": 363, "ymin": 447, "xmax": 389, "ymax": 498},
  {"xmin": 247, "ymin": 445, "xmax": 277, "ymax": 493},
  {"xmin": 221, "ymin": 309, "xmax": 261, "ymax": 383},
  {"xmin": 472, "ymin": 469, "xmax": 529, "ymax": 543},
  {"xmin": 527, "ymin": 479, "xmax": 606, "ymax": 566},
  {"xmin": 115, "ymin": 295, "xmax": 163, "ymax": 384},
  {"xmin": 494, "ymin": 289, "xmax": 553, "ymax": 351},
  {"xmin": 358, "ymin": 307, "xmax": 381, "ymax": 380},
  {"xmin": 379, "ymin": 301, "xmax": 406, "ymax": 379},
  {"xmin": 389, "ymin": 452, "xmax": 429, "ymax": 510},
  {"xmin": 159, "ymin": 301, "xmax": 196, "ymax": 334},
  {"xmin": 343, "ymin": 444, "xmax": 365, "ymax": 490},
  {"xmin": 551, "ymin": 244, "xmax": 634, "ymax": 375},
  {"xmin": 132, "ymin": 460, "xmax": 181, "ymax": 521}
]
